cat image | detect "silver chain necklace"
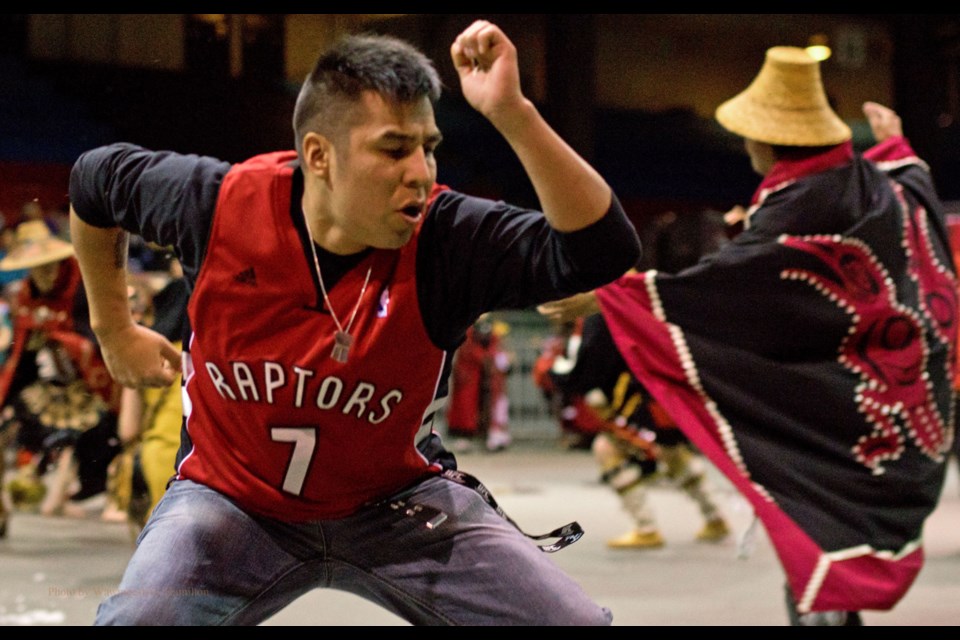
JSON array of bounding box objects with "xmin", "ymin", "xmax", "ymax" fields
[{"xmin": 302, "ymin": 209, "xmax": 372, "ymax": 363}]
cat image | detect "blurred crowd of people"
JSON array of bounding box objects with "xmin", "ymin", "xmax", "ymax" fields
[
  {"xmin": 0, "ymin": 195, "xmax": 729, "ymax": 545},
  {"xmin": 0, "ymin": 200, "xmax": 185, "ymax": 540},
  {"xmin": 4, "ymin": 193, "xmax": 954, "ymax": 568}
]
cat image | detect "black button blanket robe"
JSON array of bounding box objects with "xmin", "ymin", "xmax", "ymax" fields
[{"xmin": 597, "ymin": 137, "xmax": 957, "ymax": 613}]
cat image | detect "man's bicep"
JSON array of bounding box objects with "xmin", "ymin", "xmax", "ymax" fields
[
  {"xmin": 434, "ymin": 193, "xmax": 547, "ymax": 304},
  {"xmin": 417, "ymin": 192, "xmax": 528, "ymax": 348}
]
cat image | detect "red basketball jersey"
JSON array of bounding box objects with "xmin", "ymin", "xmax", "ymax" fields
[{"xmin": 178, "ymin": 152, "xmax": 448, "ymax": 520}]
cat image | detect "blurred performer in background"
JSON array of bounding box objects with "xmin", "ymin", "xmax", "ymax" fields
[
  {"xmin": 0, "ymin": 221, "xmax": 120, "ymax": 536},
  {"xmin": 446, "ymin": 314, "xmax": 514, "ymax": 452},
  {"xmin": 548, "ymin": 311, "xmax": 730, "ymax": 549}
]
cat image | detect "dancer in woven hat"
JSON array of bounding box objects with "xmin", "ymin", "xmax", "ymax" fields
[
  {"xmin": 0, "ymin": 221, "xmax": 122, "ymax": 537},
  {"xmin": 67, "ymin": 19, "xmax": 640, "ymax": 625},
  {"xmin": 539, "ymin": 47, "xmax": 955, "ymax": 625}
]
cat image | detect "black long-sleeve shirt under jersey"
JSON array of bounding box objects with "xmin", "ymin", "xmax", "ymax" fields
[{"xmin": 69, "ymin": 142, "xmax": 641, "ymax": 352}]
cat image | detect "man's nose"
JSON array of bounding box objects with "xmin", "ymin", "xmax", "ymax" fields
[{"xmin": 404, "ymin": 147, "xmax": 433, "ymax": 189}]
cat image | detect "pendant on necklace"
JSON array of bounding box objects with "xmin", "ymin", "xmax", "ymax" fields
[{"xmin": 332, "ymin": 330, "xmax": 354, "ymax": 363}]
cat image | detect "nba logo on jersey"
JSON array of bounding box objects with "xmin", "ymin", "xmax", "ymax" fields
[{"xmin": 378, "ymin": 287, "xmax": 390, "ymax": 318}]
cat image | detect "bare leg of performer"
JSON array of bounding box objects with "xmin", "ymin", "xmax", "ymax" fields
[
  {"xmin": 593, "ymin": 433, "xmax": 664, "ymax": 549},
  {"xmin": 658, "ymin": 444, "xmax": 730, "ymax": 542}
]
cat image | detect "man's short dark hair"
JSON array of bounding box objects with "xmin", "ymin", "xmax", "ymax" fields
[{"xmin": 292, "ymin": 33, "xmax": 443, "ymax": 158}]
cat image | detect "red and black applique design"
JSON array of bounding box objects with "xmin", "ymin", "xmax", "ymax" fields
[{"xmin": 780, "ymin": 193, "xmax": 956, "ymax": 473}]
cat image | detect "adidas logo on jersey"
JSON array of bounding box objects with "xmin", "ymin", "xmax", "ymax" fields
[{"xmin": 234, "ymin": 267, "xmax": 257, "ymax": 286}]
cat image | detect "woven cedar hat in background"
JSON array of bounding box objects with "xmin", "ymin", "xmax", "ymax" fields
[
  {"xmin": 0, "ymin": 220, "xmax": 74, "ymax": 271},
  {"xmin": 715, "ymin": 46, "xmax": 852, "ymax": 147}
]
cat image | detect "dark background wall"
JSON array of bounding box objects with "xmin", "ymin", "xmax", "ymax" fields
[{"xmin": 1, "ymin": 13, "xmax": 957, "ymax": 227}]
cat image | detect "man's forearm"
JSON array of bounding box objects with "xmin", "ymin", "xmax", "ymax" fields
[
  {"xmin": 68, "ymin": 206, "xmax": 135, "ymax": 339},
  {"xmin": 491, "ymin": 99, "xmax": 611, "ymax": 233},
  {"xmin": 451, "ymin": 21, "xmax": 612, "ymax": 235}
]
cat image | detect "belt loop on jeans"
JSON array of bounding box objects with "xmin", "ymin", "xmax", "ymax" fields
[{"xmin": 440, "ymin": 469, "xmax": 584, "ymax": 553}]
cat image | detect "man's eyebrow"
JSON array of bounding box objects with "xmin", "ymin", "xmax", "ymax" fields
[{"xmin": 380, "ymin": 131, "xmax": 444, "ymax": 145}]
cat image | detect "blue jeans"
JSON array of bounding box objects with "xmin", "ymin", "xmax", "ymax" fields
[{"xmin": 95, "ymin": 477, "xmax": 612, "ymax": 626}]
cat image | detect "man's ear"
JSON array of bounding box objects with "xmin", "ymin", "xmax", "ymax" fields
[{"xmin": 302, "ymin": 132, "xmax": 332, "ymax": 179}]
